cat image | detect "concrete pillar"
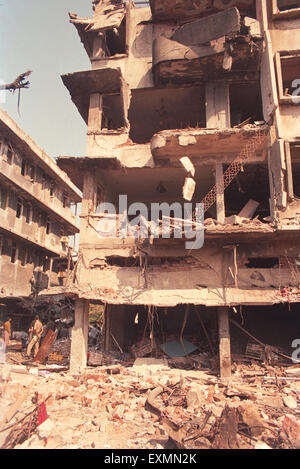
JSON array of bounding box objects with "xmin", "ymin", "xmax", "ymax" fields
[
  {"xmin": 70, "ymin": 299, "xmax": 89, "ymax": 373},
  {"xmin": 218, "ymin": 307, "xmax": 231, "ymax": 380},
  {"xmin": 103, "ymin": 304, "xmax": 111, "ymax": 352},
  {"xmin": 87, "ymin": 93, "xmax": 102, "ymax": 155},
  {"xmin": 215, "ymin": 163, "xmax": 225, "ymax": 223},
  {"xmin": 205, "ymin": 82, "xmax": 231, "ymax": 223}
]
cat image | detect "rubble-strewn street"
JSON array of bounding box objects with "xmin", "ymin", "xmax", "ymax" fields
[{"xmin": 1, "ymin": 355, "xmax": 300, "ymax": 450}]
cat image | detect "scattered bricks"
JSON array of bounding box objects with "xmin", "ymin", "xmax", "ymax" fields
[
  {"xmin": 205, "ymin": 386, "xmax": 215, "ymax": 403},
  {"xmin": 186, "ymin": 387, "xmax": 203, "ymax": 408},
  {"xmin": 3, "ymin": 382, "xmax": 21, "ymax": 400},
  {"xmin": 239, "ymin": 403, "xmax": 264, "ymax": 437},
  {"xmin": 73, "ymin": 393, "xmax": 85, "ymax": 404},
  {"xmin": 259, "ymin": 396, "xmax": 283, "ymax": 408},
  {"xmin": 92, "ymin": 416, "xmax": 103, "ymax": 430},
  {"xmin": 83, "ymin": 374, "xmax": 102, "ymax": 383},
  {"xmin": 206, "ymin": 403, "xmax": 226, "ymax": 418},
  {"xmin": 55, "ymin": 384, "xmax": 70, "ymax": 400},
  {"xmin": 283, "ymin": 395, "xmax": 297, "ymax": 410},
  {"xmin": 280, "ymin": 415, "xmax": 300, "ymax": 449},
  {"xmin": 82, "ymin": 391, "xmax": 99, "ymax": 406},
  {"xmin": 66, "ymin": 379, "xmax": 81, "ymax": 388}
]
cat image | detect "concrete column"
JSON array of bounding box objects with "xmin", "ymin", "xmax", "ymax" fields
[
  {"xmin": 215, "ymin": 163, "xmax": 225, "ymax": 223},
  {"xmin": 103, "ymin": 304, "xmax": 111, "ymax": 352},
  {"xmin": 218, "ymin": 307, "xmax": 231, "ymax": 380},
  {"xmin": 205, "ymin": 82, "xmax": 231, "ymax": 223},
  {"xmin": 70, "ymin": 299, "xmax": 89, "ymax": 373},
  {"xmin": 88, "ymin": 93, "xmax": 102, "ymax": 133},
  {"xmin": 87, "ymin": 93, "xmax": 102, "ymax": 155}
]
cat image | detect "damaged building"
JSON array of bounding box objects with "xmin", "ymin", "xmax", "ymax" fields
[
  {"xmin": 51, "ymin": 0, "xmax": 300, "ymax": 377},
  {"xmin": 0, "ymin": 107, "xmax": 81, "ymax": 327}
]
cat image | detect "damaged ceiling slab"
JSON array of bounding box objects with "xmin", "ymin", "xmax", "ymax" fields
[
  {"xmin": 56, "ymin": 156, "xmax": 123, "ymax": 192},
  {"xmin": 151, "ymin": 125, "xmax": 269, "ymax": 164},
  {"xmin": 153, "ymin": 7, "xmax": 263, "ymax": 86},
  {"xmin": 150, "ymin": 0, "xmax": 256, "ymax": 21},
  {"xmin": 61, "ymin": 68, "xmax": 125, "ymax": 123}
]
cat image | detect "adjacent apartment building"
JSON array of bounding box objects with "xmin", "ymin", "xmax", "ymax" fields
[
  {"xmin": 0, "ymin": 107, "xmax": 81, "ymax": 309},
  {"xmin": 55, "ymin": 0, "xmax": 300, "ymax": 375}
]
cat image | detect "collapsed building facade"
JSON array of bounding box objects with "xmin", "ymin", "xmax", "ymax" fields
[
  {"xmin": 55, "ymin": 0, "xmax": 300, "ymax": 376},
  {"xmin": 0, "ymin": 107, "xmax": 81, "ymax": 327}
]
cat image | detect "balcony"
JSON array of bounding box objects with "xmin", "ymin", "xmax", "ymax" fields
[
  {"xmin": 61, "ymin": 68, "xmax": 125, "ymax": 124},
  {"xmin": 151, "ymin": 125, "xmax": 269, "ymax": 165},
  {"xmin": 0, "ymin": 159, "xmax": 78, "ymax": 232},
  {"xmin": 153, "ymin": 7, "xmax": 263, "ymax": 86},
  {"xmin": 0, "ymin": 213, "xmax": 65, "ymax": 258}
]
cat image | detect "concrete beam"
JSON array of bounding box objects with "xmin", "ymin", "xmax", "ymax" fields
[{"xmin": 172, "ymin": 7, "xmax": 240, "ymax": 46}]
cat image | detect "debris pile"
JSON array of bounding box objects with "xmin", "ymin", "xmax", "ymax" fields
[
  {"xmin": 50, "ymin": 339, "xmax": 71, "ymax": 362},
  {"xmin": 1, "ymin": 359, "xmax": 300, "ymax": 450}
]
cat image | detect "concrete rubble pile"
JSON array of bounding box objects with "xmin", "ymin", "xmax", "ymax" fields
[
  {"xmin": 1, "ymin": 359, "xmax": 300, "ymax": 450},
  {"xmin": 50, "ymin": 339, "xmax": 71, "ymax": 362}
]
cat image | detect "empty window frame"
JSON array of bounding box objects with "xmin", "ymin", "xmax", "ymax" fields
[
  {"xmin": 18, "ymin": 246, "xmax": 27, "ymax": 267},
  {"xmin": 62, "ymin": 193, "xmax": 69, "ymax": 208},
  {"xmin": 46, "ymin": 217, "xmax": 51, "ymax": 235},
  {"xmin": 11, "ymin": 242, "xmax": 17, "ymax": 263},
  {"xmin": 24, "ymin": 203, "xmax": 32, "ymax": 224},
  {"xmin": 16, "ymin": 198, "xmax": 23, "ymax": 218},
  {"xmin": 273, "ymin": 0, "xmax": 300, "ymax": 18},
  {"xmin": 50, "ymin": 182, "xmax": 55, "ymax": 197},
  {"xmin": 38, "ymin": 211, "xmax": 47, "ymax": 228},
  {"xmin": 101, "ymin": 94, "xmax": 127, "ymax": 131},
  {"xmin": 0, "ymin": 185, "xmax": 7, "ymax": 210},
  {"xmin": 37, "ymin": 253, "xmax": 44, "ymax": 268},
  {"xmin": 103, "ymin": 18, "xmax": 127, "ymax": 58},
  {"xmin": 6, "ymin": 146, "xmax": 13, "ymax": 165},
  {"xmin": 21, "ymin": 158, "xmax": 27, "ymax": 176},
  {"xmin": 43, "ymin": 257, "xmax": 50, "ymax": 273},
  {"xmin": 27, "ymin": 249, "xmax": 34, "ymax": 265},
  {"xmin": 96, "ymin": 186, "xmax": 103, "ymax": 209},
  {"xmin": 230, "ymin": 83, "xmax": 263, "ymax": 126},
  {"xmin": 29, "ymin": 164, "xmax": 35, "ymax": 182},
  {"xmin": 275, "ymin": 51, "xmax": 300, "ymax": 104}
]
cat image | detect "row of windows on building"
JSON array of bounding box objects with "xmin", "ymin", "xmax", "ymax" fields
[
  {"xmin": 0, "ymin": 182, "xmax": 66, "ymax": 237},
  {"xmin": 0, "ymin": 236, "xmax": 51, "ymax": 270},
  {"xmin": 0, "ymin": 139, "xmax": 71, "ymax": 208}
]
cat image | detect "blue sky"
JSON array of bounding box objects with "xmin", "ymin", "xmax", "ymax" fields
[{"xmin": 0, "ymin": 0, "xmax": 92, "ymax": 158}]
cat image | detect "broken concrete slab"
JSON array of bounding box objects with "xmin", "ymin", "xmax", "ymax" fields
[
  {"xmin": 151, "ymin": 126, "xmax": 269, "ymax": 164},
  {"xmin": 283, "ymin": 395, "xmax": 298, "ymax": 409},
  {"xmin": 182, "ymin": 177, "xmax": 196, "ymax": 201},
  {"xmin": 238, "ymin": 200, "xmax": 260, "ymax": 219},
  {"xmin": 280, "ymin": 415, "xmax": 300, "ymax": 449},
  {"xmin": 172, "ymin": 8, "xmax": 241, "ymax": 46}
]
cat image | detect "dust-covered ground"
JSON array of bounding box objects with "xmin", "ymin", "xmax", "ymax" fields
[{"xmin": 0, "ymin": 352, "xmax": 300, "ymax": 450}]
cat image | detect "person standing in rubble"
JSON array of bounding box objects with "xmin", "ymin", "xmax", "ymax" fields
[
  {"xmin": 3, "ymin": 317, "xmax": 12, "ymax": 351},
  {"xmin": 26, "ymin": 315, "xmax": 43, "ymax": 358}
]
